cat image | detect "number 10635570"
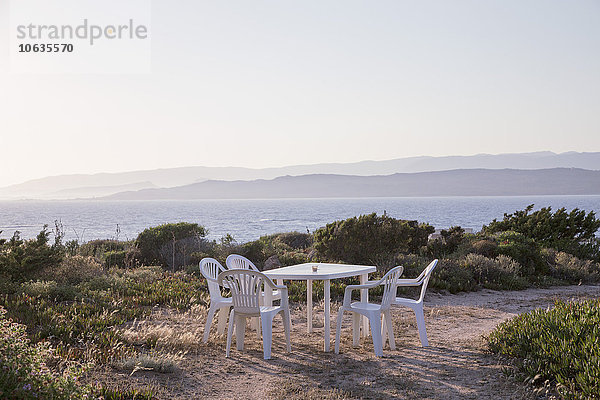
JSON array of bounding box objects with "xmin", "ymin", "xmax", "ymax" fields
[{"xmin": 18, "ymin": 43, "xmax": 73, "ymax": 53}]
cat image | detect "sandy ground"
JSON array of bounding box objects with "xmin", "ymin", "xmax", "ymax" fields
[{"xmin": 94, "ymin": 284, "xmax": 600, "ymax": 399}]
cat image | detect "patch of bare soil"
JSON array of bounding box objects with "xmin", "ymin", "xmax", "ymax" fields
[{"xmin": 92, "ymin": 285, "xmax": 600, "ymax": 399}]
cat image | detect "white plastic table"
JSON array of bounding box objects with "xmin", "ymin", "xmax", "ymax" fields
[{"xmin": 263, "ymin": 263, "xmax": 376, "ymax": 352}]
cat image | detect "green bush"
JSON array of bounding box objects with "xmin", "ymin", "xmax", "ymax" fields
[
  {"xmin": 470, "ymin": 239, "xmax": 499, "ymax": 258},
  {"xmin": 95, "ymin": 387, "xmax": 157, "ymax": 400},
  {"xmin": 495, "ymin": 231, "xmax": 546, "ymax": 276},
  {"xmin": 543, "ymin": 249, "xmax": 600, "ymax": 284},
  {"xmin": 461, "ymin": 254, "xmax": 528, "ymax": 290},
  {"xmin": 489, "ymin": 299, "xmax": 600, "ymax": 399},
  {"xmin": 426, "ymin": 226, "xmax": 466, "ymax": 258},
  {"xmin": 135, "ymin": 223, "xmax": 207, "ymax": 270},
  {"xmin": 427, "ymin": 258, "xmax": 477, "ymax": 293},
  {"xmin": 0, "ymin": 306, "xmax": 90, "ymax": 399},
  {"xmin": 210, "ymin": 232, "xmax": 313, "ymax": 270},
  {"xmin": 313, "ymin": 213, "xmax": 434, "ymax": 265},
  {"xmin": 240, "ymin": 239, "xmax": 268, "ymax": 265},
  {"xmin": 484, "ymin": 205, "xmax": 600, "ymax": 261},
  {"xmin": 103, "ymin": 250, "xmax": 127, "ymax": 268},
  {"xmin": 0, "ymin": 228, "xmax": 64, "ymax": 283},
  {"xmin": 278, "ymin": 251, "xmax": 309, "ymax": 267},
  {"xmin": 22, "ymin": 280, "xmax": 80, "ymax": 302},
  {"xmin": 268, "ymin": 231, "xmax": 312, "ymax": 250},
  {"xmin": 79, "ymin": 239, "xmax": 130, "ymax": 257},
  {"xmin": 40, "ymin": 255, "xmax": 105, "ymax": 285}
]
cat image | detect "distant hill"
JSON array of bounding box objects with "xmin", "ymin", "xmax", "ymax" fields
[
  {"xmin": 103, "ymin": 168, "xmax": 600, "ymax": 200},
  {"xmin": 1, "ymin": 151, "xmax": 599, "ymax": 199},
  {"xmin": 44, "ymin": 182, "xmax": 158, "ymax": 199}
]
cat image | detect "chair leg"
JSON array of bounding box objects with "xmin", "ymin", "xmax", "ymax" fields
[
  {"xmin": 283, "ymin": 310, "xmax": 291, "ymax": 353},
  {"xmin": 368, "ymin": 312, "xmax": 383, "ymax": 357},
  {"xmin": 381, "ymin": 312, "xmax": 387, "ymax": 348},
  {"xmin": 414, "ymin": 305, "xmax": 429, "ymax": 347},
  {"xmin": 217, "ymin": 305, "xmax": 230, "ymax": 335},
  {"xmin": 334, "ymin": 308, "xmax": 345, "ymax": 354},
  {"xmin": 383, "ymin": 310, "xmax": 396, "ymax": 350},
  {"xmin": 226, "ymin": 309, "xmax": 235, "ymax": 357},
  {"xmin": 261, "ymin": 315, "xmax": 273, "ymax": 360},
  {"xmin": 235, "ymin": 314, "xmax": 246, "ymax": 351},
  {"xmin": 352, "ymin": 313, "xmax": 360, "ymax": 347},
  {"xmin": 203, "ymin": 304, "xmax": 217, "ymax": 343}
]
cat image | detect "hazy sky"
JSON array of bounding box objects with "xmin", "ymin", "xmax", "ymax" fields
[{"xmin": 0, "ymin": 0, "xmax": 599, "ymax": 187}]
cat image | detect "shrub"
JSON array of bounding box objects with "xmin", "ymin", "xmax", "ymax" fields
[
  {"xmin": 489, "ymin": 299, "xmax": 600, "ymax": 399},
  {"xmin": 240, "ymin": 239, "xmax": 268, "ymax": 265},
  {"xmin": 313, "ymin": 213, "xmax": 434, "ymax": 265},
  {"xmin": 484, "ymin": 205, "xmax": 600, "ymax": 261},
  {"xmin": 269, "ymin": 231, "xmax": 312, "ymax": 250},
  {"xmin": 0, "ymin": 306, "xmax": 90, "ymax": 399},
  {"xmin": 542, "ymin": 249, "xmax": 600, "ymax": 284},
  {"xmin": 428, "ymin": 258, "xmax": 477, "ymax": 293},
  {"xmin": 278, "ymin": 251, "xmax": 309, "ymax": 267},
  {"xmin": 78, "ymin": 239, "xmax": 129, "ymax": 258},
  {"xmin": 95, "ymin": 386, "xmax": 157, "ymax": 400},
  {"xmin": 495, "ymin": 231, "xmax": 546, "ymax": 276},
  {"xmin": 103, "ymin": 250, "xmax": 127, "ymax": 268},
  {"xmin": 470, "ymin": 239, "xmax": 499, "ymax": 258},
  {"xmin": 22, "ymin": 280, "xmax": 79, "ymax": 301},
  {"xmin": 212, "ymin": 232, "xmax": 313, "ymax": 270},
  {"xmin": 426, "ymin": 226, "xmax": 466, "ymax": 258},
  {"xmin": 135, "ymin": 223, "xmax": 207, "ymax": 270},
  {"xmin": 40, "ymin": 255, "xmax": 105, "ymax": 285},
  {"xmin": 461, "ymin": 254, "xmax": 528, "ymax": 290},
  {"xmin": 0, "ymin": 228, "xmax": 64, "ymax": 283}
]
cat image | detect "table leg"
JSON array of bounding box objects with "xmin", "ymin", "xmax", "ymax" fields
[
  {"xmin": 277, "ymin": 279, "xmax": 290, "ymax": 329},
  {"xmin": 360, "ymin": 273, "xmax": 369, "ymax": 337},
  {"xmin": 307, "ymin": 279, "xmax": 312, "ymax": 333},
  {"xmin": 324, "ymin": 279, "xmax": 331, "ymax": 352}
]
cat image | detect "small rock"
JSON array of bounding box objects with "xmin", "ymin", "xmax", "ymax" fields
[{"xmin": 264, "ymin": 255, "xmax": 281, "ymax": 270}]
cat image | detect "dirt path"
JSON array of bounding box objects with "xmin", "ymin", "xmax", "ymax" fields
[{"xmin": 105, "ymin": 284, "xmax": 600, "ymax": 399}]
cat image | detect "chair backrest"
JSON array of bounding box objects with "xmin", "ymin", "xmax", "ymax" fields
[
  {"xmin": 381, "ymin": 265, "xmax": 404, "ymax": 309},
  {"xmin": 199, "ymin": 258, "xmax": 225, "ymax": 299},
  {"xmin": 417, "ymin": 259, "xmax": 438, "ymax": 303},
  {"xmin": 226, "ymin": 254, "xmax": 259, "ymax": 271},
  {"xmin": 218, "ymin": 269, "xmax": 271, "ymax": 315}
]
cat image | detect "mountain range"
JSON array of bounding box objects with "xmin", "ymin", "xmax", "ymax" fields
[
  {"xmin": 104, "ymin": 168, "xmax": 600, "ymax": 200},
  {"xmin": 0, "ymin": 151, "xmax": 599, "ymax": 200}
]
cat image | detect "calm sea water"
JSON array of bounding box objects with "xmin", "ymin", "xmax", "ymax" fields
[{"xmin": 1, "ymin": 196, "xmax": 600, "ymax": 243}]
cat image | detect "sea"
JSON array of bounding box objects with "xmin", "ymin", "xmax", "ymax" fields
[{"xmin": 1, "ymin": 196, "xmax": 600, "ymax": 243}]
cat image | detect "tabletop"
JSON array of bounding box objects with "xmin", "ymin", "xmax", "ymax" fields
[{"xmin": 263, "ymin": 263, "xmax": 376, "ymax": 280}]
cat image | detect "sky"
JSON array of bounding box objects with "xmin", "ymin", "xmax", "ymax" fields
[{"xmin": 0, "ymin": 0, "xmax": 599, "ymax": 187}]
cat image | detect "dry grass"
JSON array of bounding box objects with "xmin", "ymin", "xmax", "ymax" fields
[
  {"xmin": 270, "ymin": 379, "xmax": 353, "ymax": 400},
  {"xmin": 120, "ymin": 304, "xmax": 208, "ymax": 352},
  {"xmin": 118, "ymin": 351, "xmax": 184, "ymax": 374}
]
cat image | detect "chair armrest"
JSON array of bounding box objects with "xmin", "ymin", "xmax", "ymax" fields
[
  {"xmin": 395, "ymin": 278, "xmax": 422, "ymax": 287},
  {"xmin": 345, "ymin": 280, "xmax": 383, "ymax": 291},
  {"xmin": 342, "ymin": 280, "xmax": 381, "ymax": 306},
  {"xmin": 363, "ymin": 280, "xmax": 382, "ymax": 285}
]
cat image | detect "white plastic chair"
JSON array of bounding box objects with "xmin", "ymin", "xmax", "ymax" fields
[
  {"xmin": 334, "ymin": 265, "xmax": 404, "ymax": 357},
  {"xmin": 391, "ymin": 259, "xmax": 438, "ymax": 347},
  {"xmin": 226, "ymin": 254, "xmax": 260, "ymax": 271},
  {"xmin": 218, "ymin": 269, "xmax": 291, "ymax": 360},
  {"xmin": 226, "ymin": 254, "xmax": 282, "ymax": 301},
  {"xmin": 200, "ymin": 258, "xmax": 232, "ymax": 343}
]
